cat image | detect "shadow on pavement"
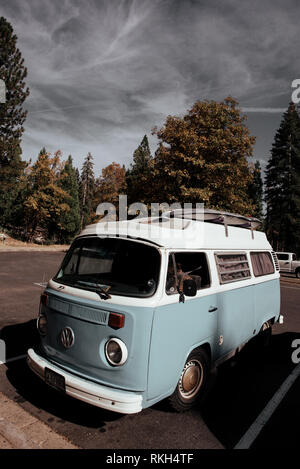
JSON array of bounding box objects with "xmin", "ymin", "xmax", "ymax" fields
[
  {"xmin": 1, "ymin": 321, "xmax": 300, "ymax": 447},
  {"xmin": 0, "ymin": 321, "xmax": 123, "ymax": 429},
  {"xmin": 200, "ymin": 331, "xmax": 300, "ymax": 448},
  {"xmin": 0, "ymin": 319, "xmax": 39, "ymax": 360}
]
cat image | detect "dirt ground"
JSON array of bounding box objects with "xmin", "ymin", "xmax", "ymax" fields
[{"xmin": 0, "ymin": 234, "xmax": 69, "ymax": 252}]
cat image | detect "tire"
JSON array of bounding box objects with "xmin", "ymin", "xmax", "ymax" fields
[
  {"xmin": 258, "ymin": 321, "xmax": 272, "ymax": 348},
  {"xmin": 168, "ymin": 348, "xmax": 210, "ymax": 412},
  {"xmin": 296, "ymin": 269, "xmax": 300, "ymax": 279}
]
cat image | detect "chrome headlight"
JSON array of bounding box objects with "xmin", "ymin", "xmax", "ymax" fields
[
  {"xmin": 37, "ymin": 314, "xmax": 47, "ymax": 336},
  {"xmin": 105, "ymin": 338, "xmax": 128, "ymax": 366}
]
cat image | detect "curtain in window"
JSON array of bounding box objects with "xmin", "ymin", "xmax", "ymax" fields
[{"xmin": 251, "ymin": 252, "xmax": 274, "ymax": 277}]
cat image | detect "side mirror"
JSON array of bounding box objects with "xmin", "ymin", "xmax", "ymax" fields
[{"xmin": 182, "ymin": 279, "xmax": 197, "ymax": 297}]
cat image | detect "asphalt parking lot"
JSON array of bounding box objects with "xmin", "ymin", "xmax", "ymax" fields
[{"xmin": 0, "ymin": 252, "xmax": 300, "ymax": 449}]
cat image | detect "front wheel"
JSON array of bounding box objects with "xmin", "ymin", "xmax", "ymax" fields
[
  {"xmin": 296, "ymin": 269, "xmax": 300, "ymax": 279},
  {"xmin": 168, "ymin": 348, "xmax": 210, "ymax": 412}
]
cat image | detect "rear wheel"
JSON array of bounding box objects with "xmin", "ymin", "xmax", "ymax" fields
[
  {"xmin": 296, "ymin": 269, "xmax": 300, "ymax": 279},
  {"xmin": 258, "ymin": 321, "xmax": 272, "ymax": 348},
  {"xmin": 168, "ymin": 348, "xmax": 210, "ymax": 412}
]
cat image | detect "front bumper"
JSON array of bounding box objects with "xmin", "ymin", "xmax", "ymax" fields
[{"xmin": 27, "ymin": 348, "xmax": 143, "ymax": 414}]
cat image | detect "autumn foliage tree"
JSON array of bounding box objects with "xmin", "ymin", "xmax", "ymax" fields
[
  {"xmin": 94, "ymin": 162, "xmax": 127, "ymax": 220},
  {"xmin": 24, "ymin": 149, "xmax": 70, "ymax": 241},
  {"xmin": 152, "ymin": 97, "xmax": 255, "ymax": 215}
]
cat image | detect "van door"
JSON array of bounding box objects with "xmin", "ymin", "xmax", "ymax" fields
[
  {"xmin": 147, "ymin": 251, "xmax": 219, "ymax": 401},
  {"xmin": 214, "ymin": 252, "xmax": 255, "ymax": 358}
]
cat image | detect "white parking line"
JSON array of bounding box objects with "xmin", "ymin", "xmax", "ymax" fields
[
  {"xmin": 0, "ymin": 354, "xmax": 26, "ymax": 366},
  {"xmin": 234, "ymin": 362, "xmax": 300, "ymax": 449}
]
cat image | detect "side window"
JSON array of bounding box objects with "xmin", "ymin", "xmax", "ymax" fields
[
  {"xmin": 277, "ymin": 253, "xmax": 289, "ymax": 260},
  {"xmin": 292, "ymin": 254, "xmax": 296, "ymax": 261},
  {"xmin": 166, "ymin": 252, "xmax": 211, "ymax": 295},
  {"xmin": 250, "ymin": 252, "xmax": 275, "ymax": 277},
  {"xmin": 215, "ymin": 253, "xmax": 251, "ymax": 284}
]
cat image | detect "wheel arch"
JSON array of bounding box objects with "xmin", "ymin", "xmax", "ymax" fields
[
  {"xmin": 168, "ymin": 341, "xmax": 212, "ymax": 412},
  {"xmin": 183, "ymin": 341, "xmax": 212, "ymax": 372},
  {"xmin": 170, "ymin": 340, "xmax": 213, "ymax": 393}
]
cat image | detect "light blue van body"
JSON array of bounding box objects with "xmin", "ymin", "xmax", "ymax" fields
[{"xmin": 27, "ymin": 217, "xmax": 281, "ymax": 413}]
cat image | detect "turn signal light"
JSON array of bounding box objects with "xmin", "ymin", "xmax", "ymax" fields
[{"xmin": 108, "ymin": 312, "xmax": 125, "ymax": 329}]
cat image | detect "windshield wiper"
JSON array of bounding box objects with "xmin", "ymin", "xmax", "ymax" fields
[
  {"xmin": 95, "ymin": 284, "xmax": 111, "ymax": 300},
  {"xmin": 76, "ymin": 280, "xmax": 112, "ymax": 300}
]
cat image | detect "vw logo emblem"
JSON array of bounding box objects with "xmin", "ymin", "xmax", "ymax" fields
[{"xmin": 60, "ymin": 327, "xmax": 75, "ymax": 349}]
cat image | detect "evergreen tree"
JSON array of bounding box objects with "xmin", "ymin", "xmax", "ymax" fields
[
  {"xmin": 152, "ymin": 97, "xmax": 255, "ymax": 215},
  {"xmin": 248, "ymin": 160, "xmax": 264, "ymax": 220},
  {"xmin": 0, "ymin": 17, "xmax": 30, "ymax": 226},
  {"xmin": 57, "ymin": 155, "xmax": 81, "ymax": 243},
  {"xmin": 75, "ymin": 167, "xmax": 80, "ymax": 189},
  {"xmin": 126, "ymin": 135, "xmax": 154, "ymax": 204},
  {"xmin": 79, "ymin": 152, "xmax": 96, "ymax": 228},
  {"xmin": 265, "ymin": 102, "xmax": 300, "ymax": 254}
]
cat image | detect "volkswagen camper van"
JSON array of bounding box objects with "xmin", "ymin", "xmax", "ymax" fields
[{"xmin": 27, "ymin": 209, "xmax": 282, "ymax": 414}]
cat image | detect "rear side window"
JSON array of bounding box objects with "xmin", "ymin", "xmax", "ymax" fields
[
  {"xmin": 215, "ymin": 253, "xmax": 251, "ymax": 284},
  {"xmin": 250, "ymin": 252, "xmax": 275, "ymax": 277}
]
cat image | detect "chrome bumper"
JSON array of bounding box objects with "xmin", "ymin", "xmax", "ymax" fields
[{"xmin": 27, "ymin": 348, "xmax": 143, "ymax": 414}]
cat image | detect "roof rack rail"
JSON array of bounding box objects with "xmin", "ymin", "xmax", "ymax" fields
[{"xmin": 165, "ymin": 209, "xmax": 262, "ymax": 238}]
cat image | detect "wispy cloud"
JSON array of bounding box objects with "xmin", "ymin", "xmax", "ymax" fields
[
  {"xmin": 242, "ymin": 107, "xmax": 287, "ymax": 113},
  {"xmin": 1, "ymin": 0, "xmax": 299, "ymax": 172}
]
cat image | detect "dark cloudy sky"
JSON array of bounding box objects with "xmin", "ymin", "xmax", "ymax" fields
[{"xmin": 1, "ymin": 0, "xmax": 299, "ymax": 174}]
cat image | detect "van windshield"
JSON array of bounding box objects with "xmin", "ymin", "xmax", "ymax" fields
[{"xmin": 54, "ymin": 237, "xmax": 161, "ymax": 298}]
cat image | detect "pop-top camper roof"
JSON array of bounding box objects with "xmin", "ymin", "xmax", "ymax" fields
[{"xmin": 79, "ymin": 209, "xmax": 271, "ymax": 251}]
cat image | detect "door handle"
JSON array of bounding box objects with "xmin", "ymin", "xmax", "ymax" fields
[{"xmin": 208, "ymin": 306, "xmax": 218, "ymax": 313}]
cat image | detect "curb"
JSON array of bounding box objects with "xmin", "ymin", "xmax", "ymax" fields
[
  {"xmin": 0, "ymin": 248, "xmax": 68, "ymax": 252},
  {"xmin": 0, "ymin": 392, "xmax": 78, "ymax": 449}
]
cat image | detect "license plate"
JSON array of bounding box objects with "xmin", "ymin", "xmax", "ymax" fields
[{"xmin": 45, "ymin": 368, "xmax": 65, "ymax": 393}]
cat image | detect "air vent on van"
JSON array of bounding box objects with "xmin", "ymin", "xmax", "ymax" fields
[{"xmin": 48, "ymin": 296, "xmax": 109, "ymax": 325}]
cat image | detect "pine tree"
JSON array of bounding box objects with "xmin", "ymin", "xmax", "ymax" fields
[
  {"xmin": 0, "ymin": 17, "xmax": 30, "ymax": 226},
  {"xmin": 79, "ymin": 152, "xmax": 96, "ymax": 228},
  {"xmin": 265, "ymin": 102, "xmax": 300, "ymax": 254},
  {"xmin": 152, "ymin": 97, "xmax": 255, "ymax": 215},
  {"xmin": 126, "ymin": 135, "xmax": 154, "ymax": 204},
  {"xmin": 248, "ymin": 160, "xmax": 264, "ymax": 220},
  {"xmin": 57, "ymin": 155, "xmax": 81, "ymax": 243},
  {"xmin": 75, "ymin": 167, "xmax": 80, "ymax": 189}
]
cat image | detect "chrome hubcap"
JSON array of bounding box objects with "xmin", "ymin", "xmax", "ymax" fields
[{"xmin": 178, "ymin": 359, "xmax": 203, "ymax": 399}]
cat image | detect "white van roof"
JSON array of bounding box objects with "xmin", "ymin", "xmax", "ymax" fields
[{"xmin": 78, "ymin": 210, "xmax": 272, "ymax": 251}]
